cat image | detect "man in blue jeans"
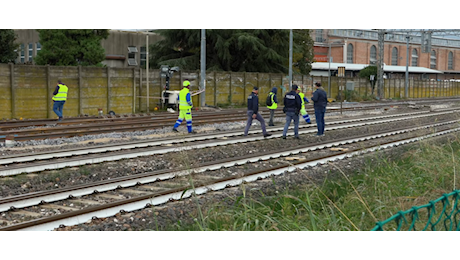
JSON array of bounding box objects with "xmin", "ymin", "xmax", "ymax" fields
[
  {"xmin": 311, "ymin": 82, "xmax": 328, "ymax": 136},
  {"xmin": 282, "ymin": 85, "xmax": 302, "ymax": 139},
  {"xmin": 52, "ymin": 80, "xmax": 68, "ymax": 121}
]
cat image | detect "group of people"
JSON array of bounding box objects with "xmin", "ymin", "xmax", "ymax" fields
[
  {"xmin": 243, "ymin": 82, "xmax": 328, "ymax": 138},
  {"xmin": 51, "ymin": 78, "xmax": 328, "ymax": 139},
  {"xmin": 171, "ymin": 80, "xmax": 327, "ymax": 138}
]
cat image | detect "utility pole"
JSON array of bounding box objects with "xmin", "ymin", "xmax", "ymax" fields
[
  {"xmin": 405, "ymin": 33, "xmax": 410, "ymax": 98},
  {"xmin": 146, "ymin": 34, "xmax": 149, "ymax": 112},
  {"xmin": 328, "ymin": 41, "xmax": 331, "ymax": 97},
  {"xmin": 377, "ymin": 29, "xmax": 385, "ymax": 100},
  {"xmin": 200, "ymin": 29, "xmax": 206, "ymax": 107},
  {"xmin": 289, "ymin": 29, "xmax": 293, "ymax": 88}
]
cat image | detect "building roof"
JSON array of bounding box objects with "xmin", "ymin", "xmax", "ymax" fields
[{"xmin": 312, "ymin": 62, "xmax": 443, "ymax": 74}]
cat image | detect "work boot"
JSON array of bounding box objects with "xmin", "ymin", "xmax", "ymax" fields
[
  {"xmin": 58, "ymin": 117, "xmax": 63, "ymax": 121},
  {"xmin": 282, "ymin": 136, "xmax": 286, "ymax": 139},
  {"xmin": 307, "ymin": 121, "xmax": 311, "ymax": 124},
  {"xmin": 263, "ymin": 133, "xmax": 272, "ymax": 138},
  {"xmin": 188, "ymin": 130, "xmax": 197, "ymax": 134},
  {"xmin": 172, "ymin": 128, "xmax": 179, "ymax": 132}
]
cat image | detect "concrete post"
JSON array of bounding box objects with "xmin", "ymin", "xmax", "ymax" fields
[
  {"xmin": 214, "ymin": 71, "xmax": 217, "ymax": 106},
  {"xmin": 107, "ymin": 67, "xmax": 111, "ymax": 113},
  {"xmin": 139, "ymin": 68, "xmax": 143, "ymax": 111},
  {"xmin": 10, "ymin": 64, "xmax": 15, "ymax": 119},
  {"xmin": 133, "ymin": 68, "xmax": 136, "ymax": 113},
  {"xmin": 229, "ymin": 72, "xmax": 232, "ymax": 104},
  {"xmin": 79, "ymin": 65, "xmax": 82, "ymax": 115},
  {"xmin": 46, "ymin": 65, "xmax": 51, "ymax": 118}
]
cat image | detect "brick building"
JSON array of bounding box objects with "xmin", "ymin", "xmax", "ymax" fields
[{"xmin": 312, "ymin": 29, "xmax": 460, "ymax": 79}]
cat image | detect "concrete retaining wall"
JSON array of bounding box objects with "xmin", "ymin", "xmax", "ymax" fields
[{"xmin": 1, "ymin": 63, "xmax": 459, "ymax": 119}]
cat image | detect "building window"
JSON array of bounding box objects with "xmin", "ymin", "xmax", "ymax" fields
[
  {"xmin": 370, "ymin": 45, "xmax": 377, "ymax": 63},
  {"xmin": 315, "ymin": 29, "xmax": 323, "ymax": 42},
  {"xmin": 127, "ymin": 46, "xmax": 138, "ymax": 66},
  {"xmin": 391, "ymin": 47, "xmax": 398, "ymax": 66},
  {"xmin": 347, "ymin": 43, "xmax": 353, "ymax": 63},
  {"xmin": 36, "ymin": 42, "xmax": 41, "ymax": 55},
  {"xmin": 430, "ymin": 50, "xmax": 437, "ymax": 69},
  {"xmin": 140, "ymin": 46, "xmax": 146, "ymax": 67},
  {"xmin": 448, "ymin": 51, "xmax": 454, "ymax": 70},
  {"xmin": 20, "ymin": 44, "xmax": 25, "ymax": 63},
  {"xmin": 411, "ymin": 49, "xmax": 418, "ymax": 66},
  {"xmin": 28, "ymin": 43, "xmax": 33, "ymax": 62}
]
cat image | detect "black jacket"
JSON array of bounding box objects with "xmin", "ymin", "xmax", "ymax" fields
[
  {"xmin": 311, "ymin": 87, "xmax": 328, "ymax": 109},
  {"xmin": 283, "ymin": 90, "xmax": 301, "ymax": 113},
  {"xmin": 247, "ymin": 92, "xmax": 259, "ymax": 115}
]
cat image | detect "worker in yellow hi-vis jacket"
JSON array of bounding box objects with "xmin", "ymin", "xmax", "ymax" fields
[
  {"xmin": 297, "ymin": 86, "xmax": 311, "ymax": 124},
  {"xmin": 172, "ymin": 80, "xmax": 195, "ymax": 133}
]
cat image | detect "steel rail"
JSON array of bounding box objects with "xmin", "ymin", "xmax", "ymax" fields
[
  {"xmin": 2, "ymin": 97, "xmax": 456, "ymax": 140},
  {"xmin": 1, "ymin": 96, "xmax": 459, "ymax": 131},
  {"xmin": 2, "ymin": 125, "xmax": 459, "ymax": 231},
  {"xmin": 0, "ymin": 109, "xmax": 433, "ymax": 164},
  {"xmin": 0, "ymin": 108, "xmax": 454, "ymax": 177},
  {"xmin": 0, "ymin": 119, "xmax": 456, "ymax": 213}
]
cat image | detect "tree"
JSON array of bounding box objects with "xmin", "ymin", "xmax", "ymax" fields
[
  {"xmin": 359, "ymin": 65, "xmax": 378, "ymax": 95},
  {"xmin": 34, "ymin": 29, "xmax": 109, "ymax": 66},
  {"xmin": 149, "ymin": 29, "xmax": 314, "ymax": 74},
  {"xmin": 292, "ymin": 29, "xmax": 315, "ymax": 75},
  {"xmin": 0, "ymin": 29, "xmax": 19, "ymax": 63}
]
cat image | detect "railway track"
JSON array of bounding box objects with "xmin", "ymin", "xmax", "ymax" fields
[
  {"xmin": 1, "ymin": 99, "xmax": 459, "ymax": 231},
  {"xmin": 1, "ymin": 109, "xmax": 457, "ymax": 177},
  {"xmin": 0, "ymin": 118, "xmax": 458, "ymax": 231},
  {"xmin": 2, "ymin": 97, "xmax": 459, "ymax": 141}
]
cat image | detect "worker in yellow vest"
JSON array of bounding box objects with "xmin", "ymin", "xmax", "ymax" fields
[
  {"xmin": 52, "ymin": 80, "xmax": 68, "ymax": 121},
  {"xmin": 173, "ymin": 80, "xmax": 195, "ymax": 133},
  {"xmin": 297, "ymin": 86, "xmax": 311, "ymax": 124},
  {"xmin": 266, "ymin": 87, "xmax": 278, "ymax": 126}
]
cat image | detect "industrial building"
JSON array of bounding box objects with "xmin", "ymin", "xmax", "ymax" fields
[
  {"xmin": 311, "ymin": 29, "xmax": 460, "ymax": 80},
  {"xmin": 13, "ymin": 29, "xmax": 161, "ymax": 68}
]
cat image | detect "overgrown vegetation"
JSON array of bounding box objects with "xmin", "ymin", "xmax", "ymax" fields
[
  {"xmin": 0, "ymin": 29, "xmax": 19, "ymax": 63},
  {"xmin": 149, "ymin": 29, "xmax": 314, "ymax": 74},
  {"xmin": 164, "ymin": 135, "xmax": 460, "ymax": 231},
  {"xmin": 34, "ymin": 29, "xmax": 109, "ymax": 66}
]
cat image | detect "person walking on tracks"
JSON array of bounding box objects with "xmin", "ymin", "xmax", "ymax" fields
[
  {"xmin": 244, "ymin": 87, "xmax": 272, "ymax": 137},
  {"xmin": 52, "ymin": 80, "xmax": 68, "ymax": 121},
  {"xmin": 173, "ymin": 80, "xmax": 195, "ymax": 134},
  {"xmin": 282, "ymin": 85, "xmax": 302, "ymax": 139},
  {"xmin": 266, "ymin": 87, "xmax": 278, "ymax": 126},
  {"xmin": 297, "ymin": 86, "xmax": 312, "ymax": 124},
  {"xmin": 311, "ymin": 82, "xmax": 328, "ymax": 136}
]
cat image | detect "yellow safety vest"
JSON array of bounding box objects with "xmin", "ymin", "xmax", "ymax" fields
[
  {"xmin": 267, "ymin": 92, "xmax": 278, "ymax": 109},
  {"xmin": 52, "ymin": 84, "xmax": 68, "ymax": 101},
  {"xmin": 299, "ymin": 92, "xmax": 306, "ymax": 108},
  {"xmin": 179, "ymin": 87, "xmax": 192, "ymax": 110}
]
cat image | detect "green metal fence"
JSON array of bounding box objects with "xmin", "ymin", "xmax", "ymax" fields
[{"xmin": 371, "ymin": 190, "xmax": 460, "ymax": 231}]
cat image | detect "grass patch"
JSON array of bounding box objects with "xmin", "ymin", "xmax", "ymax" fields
[{"xmin": 164, "ymin": 135, "xmax": 460, "ymax": 231}]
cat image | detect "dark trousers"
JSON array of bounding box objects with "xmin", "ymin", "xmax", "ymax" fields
[
  {"xmin": 244, "ymin": 110, "xmax": 267, "ymax": 136},
  {"xmin": 282, "ymin": 111, "xmax": 299, "ymax": 137},
  {"xmin": 314, "ymin": 107, "xmax": 326, "ymax": 135},
  {"xmin": 268, "ymin": 109, "xmax": 275, "ymax": 125}
]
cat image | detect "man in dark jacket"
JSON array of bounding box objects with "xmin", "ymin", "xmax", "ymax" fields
[
  {"xmin": 244, "ymin": 87, "xmax": 272, "ymax": 137},
  {"xmin": 311, "ymin": 82, "xmax": 328, "ymax": 136},
  {"xmin": 282, "ymin": 85, "xmax": 302, "ymax": 139}
]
